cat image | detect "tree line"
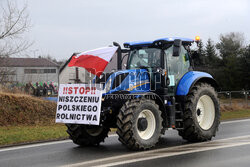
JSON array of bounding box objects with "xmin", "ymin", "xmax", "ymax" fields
[{"xmin": 193, "ymin": 32, "xmax": 250, "ymax": 91}]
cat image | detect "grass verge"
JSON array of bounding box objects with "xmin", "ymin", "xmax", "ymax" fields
[
  {"xmin": 221, "ymin": 109, "xmax": 250, "ymax": 121},
  {"xmin": 0, "ymin": 124, "xmax": 68, "ymax": 146}
]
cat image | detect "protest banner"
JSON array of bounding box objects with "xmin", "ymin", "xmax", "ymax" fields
[{"xmin": 55, "ymin": 84, "xmax": 102, "ymax": 125}]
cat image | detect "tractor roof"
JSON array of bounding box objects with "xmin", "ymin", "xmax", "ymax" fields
[{"xmin": 124, "ymin": 37, "xmax": 194, "ymax": 48}]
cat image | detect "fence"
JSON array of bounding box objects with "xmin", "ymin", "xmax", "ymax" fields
[{"xmin": 218, "ymin": 91, "xmax": 250, "ymax": 107}]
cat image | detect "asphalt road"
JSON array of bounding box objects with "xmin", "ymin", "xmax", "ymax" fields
[{"xmin": 1, "ymin": 119, "xmax": 250, "ymax": 167}]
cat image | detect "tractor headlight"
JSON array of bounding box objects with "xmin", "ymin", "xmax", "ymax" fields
[{"xmin": 103, "ymin": 78, "xmax": 112, "ymax": 93}]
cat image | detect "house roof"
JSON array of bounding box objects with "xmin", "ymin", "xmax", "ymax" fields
[{"xmin": 0, "ymin": 58, "xmax": 59, "ymax": 67}]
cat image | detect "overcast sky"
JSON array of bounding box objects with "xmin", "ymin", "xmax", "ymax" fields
[{"xmin": 22, "ymin": 0, "xmax": 250, "ymax": 60}]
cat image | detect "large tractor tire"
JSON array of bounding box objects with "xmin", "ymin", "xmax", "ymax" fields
[
  {"xmin": 178, "ymin": 82, "xmax": 220, "ymax": 142},
  {"xmin": 116, "ymin": 98, "xmax": 163, "ymax": 150},
  {"xmin": 66, "ymin": 124, "xmax": 110, "ymax": 146}
]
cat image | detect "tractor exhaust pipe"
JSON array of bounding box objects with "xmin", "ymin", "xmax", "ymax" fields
[{"xmin": 113, "ymin": 42, "xmax": 122, "ymax": 70}]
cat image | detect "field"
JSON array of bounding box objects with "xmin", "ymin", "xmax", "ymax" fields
[{"xmin": 0, "ymin": 92, "xmax": 249, "ymax": 146}]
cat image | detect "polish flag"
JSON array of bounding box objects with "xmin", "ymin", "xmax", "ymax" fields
[{"xmin": 68, "ymin": 46, "xmax": 118, "ymax": 77}]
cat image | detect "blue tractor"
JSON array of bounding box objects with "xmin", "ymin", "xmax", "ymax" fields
[{"xmin": 66, "ymin": 37, "xmax": 220, "ymax": 150}]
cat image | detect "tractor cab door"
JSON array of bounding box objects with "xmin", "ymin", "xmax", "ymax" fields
[{"xmin": 164, "ymin": 45, "xmax": 190, "ymax": 95}]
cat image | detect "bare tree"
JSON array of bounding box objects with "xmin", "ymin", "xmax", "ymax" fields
[
  {"xmin": 0, "ymin": 0, "xmax": 33, "ymax": 85},
  {"xmin": 0, "ymin": 0, "xmax": 32, "ymax": 58}
]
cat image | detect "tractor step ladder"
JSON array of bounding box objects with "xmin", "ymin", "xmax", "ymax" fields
[
  {"xmin": 175, "ymin": 103, "xmax": 184, "ymax": 130},
  {"xmin": 166, "ymin": 99, "xmax": 184, "ymax": 130}
]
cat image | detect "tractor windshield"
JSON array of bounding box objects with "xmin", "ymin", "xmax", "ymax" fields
[{"xmin": 127, "ymin": 48, "xmax": 161, "ymax": 69}]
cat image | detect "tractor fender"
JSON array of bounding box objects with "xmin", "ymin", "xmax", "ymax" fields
[
  {"xmin": 176, "ymin": 71, "xmax": 219, "ymax": 96},
  {"xmin": 133, "ymin": 92, "xmax": 165, "ymax": 111}
]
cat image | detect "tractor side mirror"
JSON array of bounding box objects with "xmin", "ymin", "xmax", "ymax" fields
[
  {"xmin": 190, "ymin": 51, "xmax": 199, "ymax": 60},
  {"xmin": 173, "ymin": 39, "xmax": 182, "ymax": 57}
]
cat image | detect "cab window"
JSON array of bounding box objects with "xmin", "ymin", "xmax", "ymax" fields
[{"xmin": 164, "ymin": 45, "xmax": 190, "ymax": 88}]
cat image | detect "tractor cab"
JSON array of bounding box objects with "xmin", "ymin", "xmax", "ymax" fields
[{"xmin": 124, "ymin": 37, "xmax": 193, "ymax": 95}]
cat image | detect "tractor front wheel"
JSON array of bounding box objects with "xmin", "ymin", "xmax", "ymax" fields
[
  {"xmin": 116, "ymin": 99, "xmax": 163, "ymax": 150},
  {"xmin": 66, "ymin": 124, "xmax": 110, "ymax": 146}
]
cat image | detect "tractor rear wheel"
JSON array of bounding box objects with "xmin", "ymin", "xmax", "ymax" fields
[
  {"xmin": 66, "ymin": 124, "xmax": 110, "ymax": 146},
  {"xmin": 178, "ymin": 83, "xmax": 220, "ymax": 142},
  {"xmin": 116, "ymin": 98, "xmax": 163, "ymax": 150}
]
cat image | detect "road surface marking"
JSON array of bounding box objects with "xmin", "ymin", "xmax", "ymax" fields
[
  {"xmin": 0, "ymin": 119, "xmax": 249, "ymax": 153},
  {"xmin": 0, "ymin": 134, "xmax": 117, "ymax": 153},
  {"xmin": 62, "ymin": 135, "xmax": 250, "ymax": 167},
  {"xmin": 0, "ymin": 140, "xmax": 71, "ymax": 153},
  {"xmin": 222, "ymin": 118, "xmax": 250, "ymax": 124}
]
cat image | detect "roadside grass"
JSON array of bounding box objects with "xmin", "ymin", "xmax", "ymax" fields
[
  {"xmin": 220, "ymin": 99, "xmax": 250, "ymax": 120},
  {"xmin": 221, "ymin": 109, "xmax": 250, "ymax": 121},
  {"xmin": 0, "ymin": 124, "xmax": 68, "ymax": 146}
]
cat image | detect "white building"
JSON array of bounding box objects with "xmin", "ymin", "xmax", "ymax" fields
[{"xmin": 0, "ymin": 58, "xmax": 59, "ymax": 84}]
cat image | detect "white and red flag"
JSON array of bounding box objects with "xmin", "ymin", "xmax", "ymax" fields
[{"xmin": 68, "ymin": 46, "xmax": 118, "ymax": 77}]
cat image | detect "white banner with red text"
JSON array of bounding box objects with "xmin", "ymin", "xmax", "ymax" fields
[{"xmin": 56, "ymin": 84, "xmax": 102, "ymax": 125}]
